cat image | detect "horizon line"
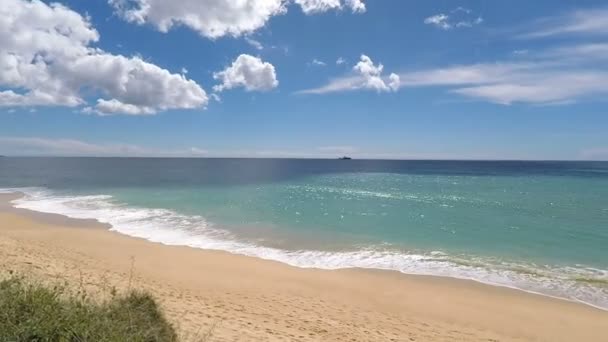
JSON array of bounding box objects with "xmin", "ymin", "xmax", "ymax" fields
[{"xmin": 1, "ymin": 155, "xmax": 607, "ymax": 162}]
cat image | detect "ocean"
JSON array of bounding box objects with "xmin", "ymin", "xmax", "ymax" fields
[{"xmin": 1, "ymin": 157, "xmax": 607, "ymax": 309}]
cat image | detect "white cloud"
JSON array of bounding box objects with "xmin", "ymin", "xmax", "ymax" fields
[
  {"xmin": 93, "ymin": 99, "xmax": 156, "ymax": 115},
  {"xmin": 295, "ymin": 0, "xmax": 340, "ymax": 13},
  {"xmin": 299, "ymin": 55, "xmax": 398, "ymax": 94},
  {"xmin": 110, "ymin": 0, "xmax": 365, "ymax": 39},
  {"xmin": 345, "ymin": 0, "xmax": 366, "ymax": 13},
  {"xmin": 311, "ymin": 58, "xmax": 327, "ymax": 66},
  {"xmin": 455, "ymin": 16, "xmax": 483, "ymax": 28},
  {"xmin": 336, "ymin": 57, "xmax": 346, "ymax": 65},
  {"xmin": 299, "ymin": 62, "xmax": 525, "ymax": 95},
  {"xmin": 213, "ymin": 54, "xmax": 278, "ymax": 92},
  {"xmin": 424, "ymin": 14, "xmax": 451, "ymax": 30},
  {"xmin": 300, "ymin": 9, "xmax": 608, "ymax": 105},
  {"xmin": 0, "ymin": 137, "xmax": 209, "ymax": 157},
  {"xmin": 398, "ymin": 62, "xmax": 608, "ymax": 105},
  {"xmin": 450, "ymin": 72, "xmax": 608, "ymax": 105},
  {"xmin": 295, "ymin": 0, "xmax": 365, "ymax": 14},
  {"xmin": 397, "ymin": 63, "xmax": 537, "ymax": 86},
  {"xmin": 388, "ymin": 73, "xmax": 400, "ymax": 91},
  {"xmin": 542, "ymin": 43, "xmax": 608, "ymax": 61},
  {"xmin": 245, "ymin": 37, "xmax": 264, "ymax": 50},
  {"xmin": 299, "ymin": 43, "xmax": 608, "ymax": 104},
  {"xmin": 0, "ymin": 0, "xmax": 208, "ymax": 115},
  {"xmin": 109, "ymin": 0, "xmax": 287, "ymax": 39},
  {"xmin": 518, "ymin": 7, "xmax": 608, "ymax": 39},
  {"xmin": 424, "ymin": 9, "xmax": 483, "ymax": 30},
  {"xmin": 354, "ymin": 55, "xmax": 399, "ymax": 92}
]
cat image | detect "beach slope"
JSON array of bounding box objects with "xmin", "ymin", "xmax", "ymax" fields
[{"xmin": 1, "ymin": 193, "xmax": 606, "ymax": 341}]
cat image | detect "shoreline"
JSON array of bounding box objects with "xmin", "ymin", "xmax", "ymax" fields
[
  {"xmin": 4, "ymin": 190, "xmax": 607, "ymax": 312},
  {"xmin": 1, "ymin": 192, "xmax": 607, "ymax": 340}
]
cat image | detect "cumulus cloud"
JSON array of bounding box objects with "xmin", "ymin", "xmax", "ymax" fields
[
  {"xmin": 298, "ymin": 55, "xmax": 398, "ymax": 94},
  {"xmin": 353, "ymin": 55, "xmax": 400, "ymax": 92},
  {"xmin": 109, "ymin": 0, "xmax": 286, "ymax": 39},
  {"xmin": 109, "ymin": 0, "xmax": 365, "ymax": 39},
  {"xmin": 295, "ymin": 0, "xmax": 365, "ymax": 14},
  {"xmin": 213, "ymin": 54, "xmax": 278, "ymax": 92},
  {"xmin": 344, "ymin": 0, "xmax": 366, "ymax": 13},
  {"xmin": 92, "ymin": 99, "xmax": 156, "ymax": 116},
  {"xmin": 0, "ymin": 0, "xmax": 208, "ymax": 115},
  {"xmin": 388, "ymin": 73, "xmax": 400, "ymax": 91},
  {"xmin": 294, "ymin": 0, "xmax": 340, "ymax": 13},
  {"xmin": 424, "ymin": 9, "xmax": 483, "ymax": 30},
  {"xmin": 336, "ymin": 57, "xmax": 346, "ymax": 65}
]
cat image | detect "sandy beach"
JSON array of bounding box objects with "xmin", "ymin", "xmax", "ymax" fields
[{"xmin": 1, "ymin": 193, "xmax": 606, "ymax": 341}]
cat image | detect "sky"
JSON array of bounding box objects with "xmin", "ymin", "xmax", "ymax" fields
[{"xmin": 1, "ymin": 0, "xmax": 608, "ymax": 160}]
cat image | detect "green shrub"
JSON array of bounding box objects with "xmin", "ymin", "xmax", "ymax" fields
[{"xmin": 0, "ymin": 276, "xmax": 177, "ymax": 342}]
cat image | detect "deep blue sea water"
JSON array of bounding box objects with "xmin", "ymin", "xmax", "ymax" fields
[{"xmin": 1, "ymin": 157, "xmax": 607, "ymax": 308}]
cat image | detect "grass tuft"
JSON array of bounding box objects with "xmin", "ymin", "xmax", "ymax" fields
[{"xmin": 0, "ymin": 275, "xmax": 178, "ymax": 342}]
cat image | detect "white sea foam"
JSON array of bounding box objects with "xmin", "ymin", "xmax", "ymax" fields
[{"xmin": 3, "ymin": 187, "xmax": 608, "ymax": 310}]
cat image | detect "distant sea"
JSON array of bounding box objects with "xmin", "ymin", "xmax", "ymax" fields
[{"xmin": 1, "ymin": 157, "xmax": 607, "ymax": 309}]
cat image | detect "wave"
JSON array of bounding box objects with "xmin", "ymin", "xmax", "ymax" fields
[{"xmin": 3, "ymin": 187, "xmax": 608, "ymax": 310}]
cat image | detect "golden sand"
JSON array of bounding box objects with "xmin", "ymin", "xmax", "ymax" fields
[{"xmin": 1, "ymin": 193, "xmax": 606, "ymax": 341}]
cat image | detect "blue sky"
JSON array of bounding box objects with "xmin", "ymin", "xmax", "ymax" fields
[{"xmin": 1, "ymin": 0, "xmax": 608, "ymax": 160}]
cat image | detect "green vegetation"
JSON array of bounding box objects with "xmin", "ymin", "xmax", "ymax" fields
[{"xmin": 0, "ymin": 275, "xmax": 177, "ymax": 342}]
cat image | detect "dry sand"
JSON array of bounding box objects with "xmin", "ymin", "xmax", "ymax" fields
[{"xmin": 1, "ymin": 193, "xmax": 606, "ymax": 341}]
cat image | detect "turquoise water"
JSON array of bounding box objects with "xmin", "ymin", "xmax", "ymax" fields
[
  {"xmin": 107, "ymin": 173, "xmax": 607, "ymax": 265},
  {"xmin": 1, "ymin": 158, "xmax": 607, "ymax": 308}
]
